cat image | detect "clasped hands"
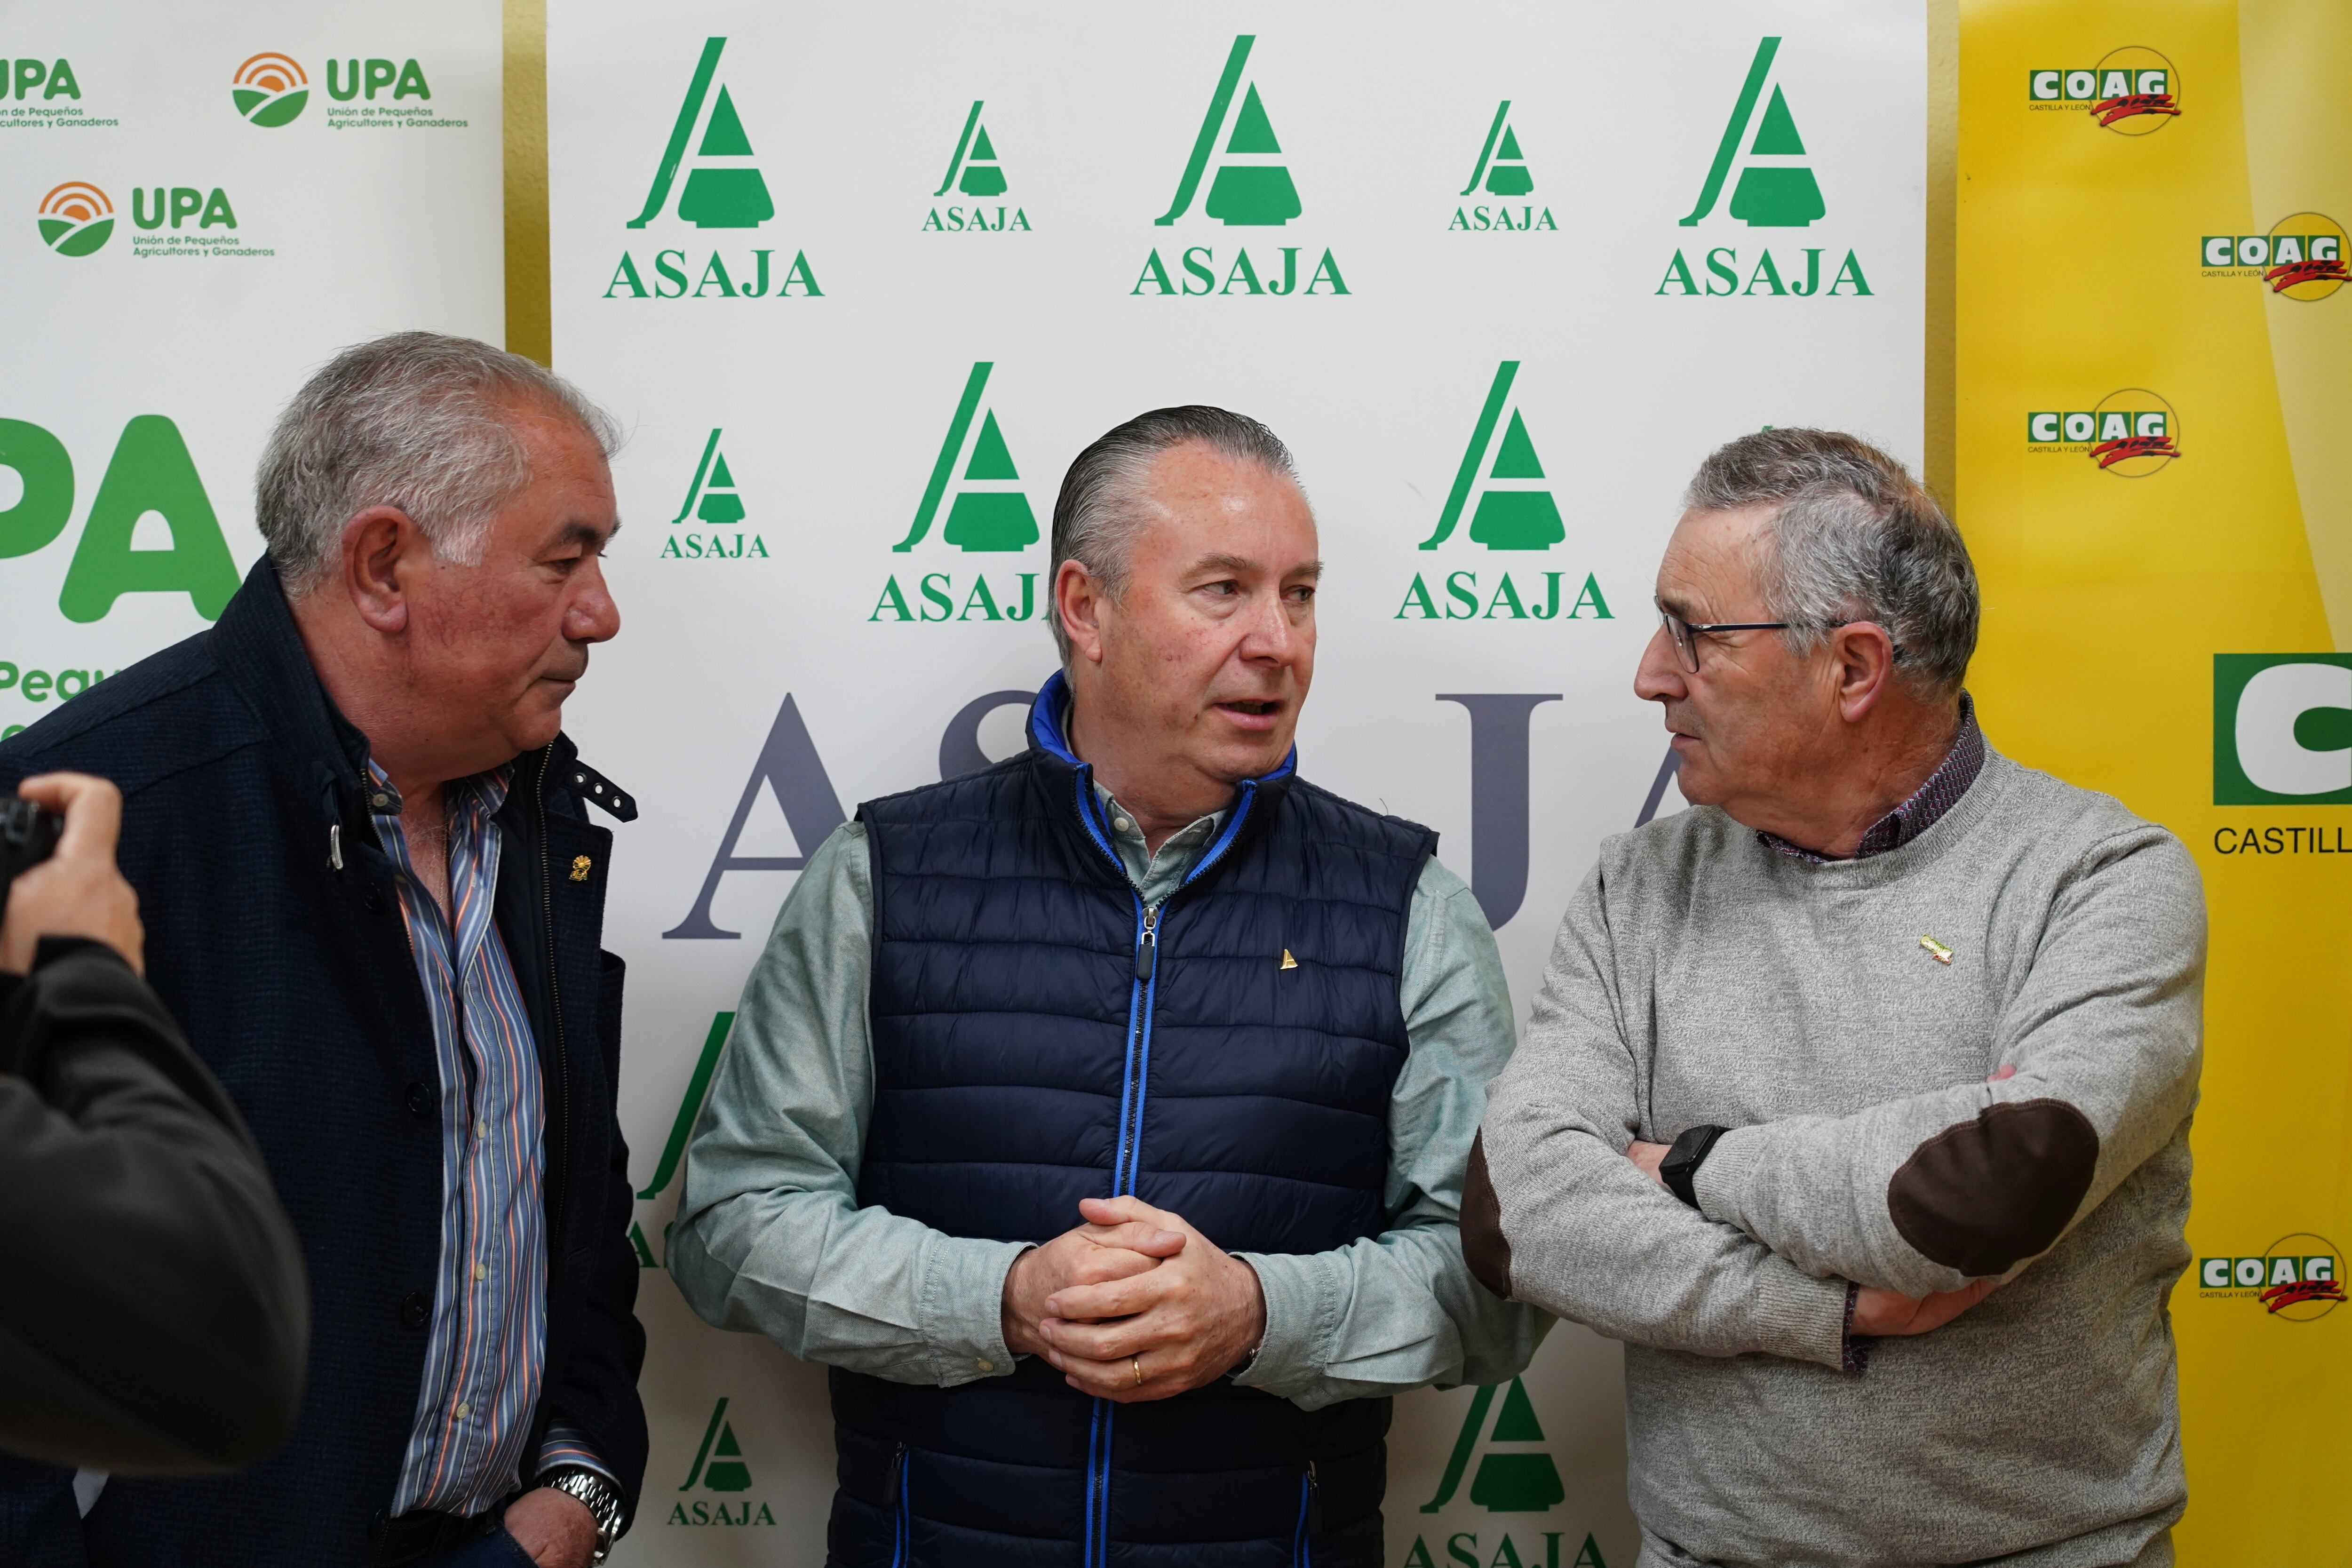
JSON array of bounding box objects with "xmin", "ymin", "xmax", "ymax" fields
[{"xmin": 1000, "ymin": 1196, "xmax": 1266, "ymax": 1402}]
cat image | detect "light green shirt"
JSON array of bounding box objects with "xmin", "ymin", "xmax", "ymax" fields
[{"xmin": 669, "ymin": 785, "xmax": 1544, "ymax": 1410}]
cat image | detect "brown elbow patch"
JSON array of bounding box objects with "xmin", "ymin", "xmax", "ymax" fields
[
  {"xmin": 1888, "ymin": 1098, "xmax": 2099, "ymax": 1275},
  {"xmin": 1462, "ymin": 1132, "xmax": 1514, "ymax": 1300}
]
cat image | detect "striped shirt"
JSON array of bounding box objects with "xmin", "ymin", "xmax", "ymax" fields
[{"xmin": 370, "ymin": 764, "xmax": 602, "ymax": 1516}]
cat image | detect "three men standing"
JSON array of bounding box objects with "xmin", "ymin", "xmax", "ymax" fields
[{"xmin": 672, "ymin": 408, "xmax": 1542, "ymax": 1564}]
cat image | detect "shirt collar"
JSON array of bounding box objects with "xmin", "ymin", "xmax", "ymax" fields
[
  {"xmin": 363, "ymin": 760, "xmax": 517, "ymax": 822},
  {"xmin": 1758, "ymin": 692, "xmax": 1984, "ymax": 864}
]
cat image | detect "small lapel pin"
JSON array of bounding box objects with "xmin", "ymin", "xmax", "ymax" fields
[
  {"xmin": 1280, "ymin": 948, "xmax": 1298, "ymax": 971},
  {"xmin": 1919, "ymin": 935, "xmax": 1954, "ymax": 965},
  {"xmin": 570, "ymin": 855, "xmax": 594, "ymax": 883}
]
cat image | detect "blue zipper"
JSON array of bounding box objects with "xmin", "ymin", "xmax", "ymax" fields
[{"xmin": 888, "ymin": 1442, "xmax": 909, "ymax": 1568}]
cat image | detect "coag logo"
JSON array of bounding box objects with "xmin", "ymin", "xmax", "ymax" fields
[
  {"xmin": 606, "ymin": 38, "xmax": 818, "ymax": 303},
  {"xmin": 668, "ymin": 1396, "xmax": 776, "ymax": 1526},
  {"xmin": 2024, "ymin": 390, "xmax": 2179, "ymax": 474},
  {"xmin": 2199, "ymin": 213, "xmax": 2346, "ymax": 300},
  {"xmin": 231, "ymin": 52, "xmax": 308, "ymax": 127},
  {"xmin": 2026, "ymin": 50, "xmax": 2179, "ymax": 134},
  {"xmin": 1402, "ymin": 1378, "xmax": 1611, "ymax": 1568},
  {"xmin": 0, "ymin": 415, "xmax": 238, "ymax": 623},
  {"xmin": 1658, "ymin": 38, "xmax": 1869, "ymax": 300},
  {"xmin": 1134, "ymin": 35, "xmax": 1345, "ymax": 298},
  {"xmin": 2198, "ymin": 1235, "xmax": 2343, "ymax": 1321},
  {"xmin": 1450, "ymin": 101, "xmax": 1555, "ymax": 233},
  {"xmin": 1399, "ymin": 362, "xmax": 1608, "ymax": 624},
  {"xmin": 874, "ymin": 363, "xmax": 1041, "ymax": 624},
  {"xmin": 2213, "ymin": 655, "xmax": 2352, "ymax": 806},
  {"xmin": 36, "ymin": 181, "xmax": 111, "ymax": 256},
  {"xmin": 924, "ymin": 100, "xmax": 1029, "ymax": 233},
  {"xmin": 661, "ymin": 428, "xmax": 767, "ymax": 562}
]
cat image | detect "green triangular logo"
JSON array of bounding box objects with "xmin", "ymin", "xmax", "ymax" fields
[
  {"xmin": 936, "ymin": 100, "xmax": 1010, "ymax": 199},
  {"xmin": 1415, "ymin": 1377, "xmax": 1567, "ymax": 1514},
  {"xmin": 629, "ymin": 38, "xmax": 774, "ymax": 230},
  {"xmin": 895, "ymin": 362, "xmax": 1038, "ymax": 553},
  {"xmin": 1156, "ymin": 35, "xmax": 1301, "ymax": 227},
  {"xmin": 1420, "ymin": 363, "xmax": 1565, "ymax": 551},
  {"xmin": 673, "ymin": 430, "xmax": 747, "ymax": 526},
  {"xmin": 1462, "ymin": 102, "xmax": 1536, "ymax": 198},
  {"xmin": 1679, "ymin": 37, "xmax": 1824, "ymax": 228},
  {"xmin": 680, "ymin": 1397, "xmax": 754, "ymax": 1493}
]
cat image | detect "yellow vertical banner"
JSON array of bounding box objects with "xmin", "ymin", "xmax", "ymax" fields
[{"xmin": 1960, "ymin": 1, "xmax": 2352, "ymax": 1558}]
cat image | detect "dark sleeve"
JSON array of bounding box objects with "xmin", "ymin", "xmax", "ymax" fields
[
  {"xmin": 0, "ymin": 939, "xmax": 310, "ymax": 1474},
  {"xmin": 538, "ymin": 950, "xmax": 649, "ymax": 1521}
]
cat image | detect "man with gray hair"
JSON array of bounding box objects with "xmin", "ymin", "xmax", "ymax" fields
[
  {"xmin": 1469, "ymin": 428, "xmax": 2203, "ymax": 1567},
  {"xmin": 672, "ymin": 405, "xmax": 1541, "ymax": 1565},
  {"xmin": 0, "ymin": 333, "xmax": 645, "ymax": 1568}
]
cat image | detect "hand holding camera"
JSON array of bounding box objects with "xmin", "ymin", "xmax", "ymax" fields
[{"xmin": 0, "ymin": 773, "xmax": 144, "ymax": 976}]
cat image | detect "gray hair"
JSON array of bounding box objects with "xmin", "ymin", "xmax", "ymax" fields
[
  {"xmin": 1685, "ymin": 428, "xmax": 1978, "ymax": 700},
  {"xmin": 1048, "ymin": 405, "xmax": 1303, "ymax": 662},
  {"xmin": 255, "ymin": 331, "xmax": 620, "ymax": 597}
]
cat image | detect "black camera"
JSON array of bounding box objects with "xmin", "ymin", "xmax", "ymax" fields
[{"xmin": 0, "ymin": 797, "xmax": 64, "ymax": 900}]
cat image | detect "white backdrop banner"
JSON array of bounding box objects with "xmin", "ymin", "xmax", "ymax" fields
[
  {"xmin": 548, "ymin": 3, "xmax": 1923, "ymax": 1563},
  {"xmin": 0, "ymin": 0, "xmax": 503, "ymax": 741}
]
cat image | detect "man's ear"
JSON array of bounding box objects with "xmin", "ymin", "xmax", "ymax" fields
[
  {"xmin": 340, "ymin": 506, "xmax": 421, "ymax": 634},
  {"xmin": 1831, "ymin": 620, "xmax": 1900, "ymax": 723},
  {"xmin": 1055, "ymin": 559, "xmax": 1108, "ymax": 667}
]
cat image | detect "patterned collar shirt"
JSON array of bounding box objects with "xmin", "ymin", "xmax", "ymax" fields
[
  {"xmin": 1756, "ymin": 692, "xmax": 1986, "ymax": 864},
  {"xmin": 367, "ymin": 763, "xmax": 606, "ymax": 1516}
]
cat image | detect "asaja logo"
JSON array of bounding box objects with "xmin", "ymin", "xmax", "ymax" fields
[
  {"xmin": 2026, "ymin": 49, "xmax": 2179, "ymax": 133},
  {"xmin": 606, "ymin": 37, "xmax": 819, "ymax": 303},
  {"xmin": 2213, "ymin": 655, "xmax": 2352, "ymax": 806},
  {"xmin": 1402, "ymin": 1377, "xmax": 1610, "ymax": 1568},
  {"xmin": 663, "ymin": 429, "xmax": 768, "ymax": 561},
  {"xmin": 1659, "ymin": 38, "xmax": 1869, "ymax": 300},
  {"xmin": 669, "ymin": 1396, "xmax": 776, "ymax": 1526},
  {"xmin": 36, "ymin": 181, "xmax": 111, "ymax": 255},
  {"xmin": 1400, "ymin": 361, "xmax": 1609, "ymax": 624},
  {"xmin": 925, "ymin": 100, "xmax": 1029, "ymax": 233},
  {"xmin": 1450, "ymin": 101, "xmax": 1555, "ymax": 233},
  {"xmin": 231, "ymin": 52, "xmax": 307, "ymax": 127},
  {"xmin": 2199, "ymin": 213, "xmax": 2346, "ymax": 300},
  {"xmin": 0, "ymin": 414, "xmax": 240, "ymax": 623},
  {"xmin": 1133, "ymin": 34, "xmax": 1347, "ymax": 298},
  {"xmin": 2024, "ymin": 390, "xmax": 2178, "ymax": 474},
  {"xmin": 2198, "ymin": 1235, "xmax": 2343, "ymax": 1320},
  {"xmin": 629, "ymin": 1011, "xmax": 734, "ymax": 1266},
  {"xmin": 874, "ymin": 362, "xmax": 1042, "ymax": 624}
]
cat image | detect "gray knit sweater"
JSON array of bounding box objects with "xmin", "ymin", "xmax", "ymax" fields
[{"xmin": 1472, "ymin": 750, "xmax": 2204, "ymax": 1568}]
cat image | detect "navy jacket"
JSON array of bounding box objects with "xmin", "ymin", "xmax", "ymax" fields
[
  {"xmin": 830, "ymin": 680, "xmax": 1433, "ymax": 1568},
  {"xmin": 0, "ymin": 557, "xmax": 646, "ymax": 1567}
]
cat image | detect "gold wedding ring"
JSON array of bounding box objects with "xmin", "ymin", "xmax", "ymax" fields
[{"xmin": 1130, "ymin": 1357, "xmax": 1144, "ymax": 1388}]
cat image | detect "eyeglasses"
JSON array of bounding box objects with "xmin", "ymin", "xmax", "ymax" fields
[{"xmin": 1654, "ymin": 600, "xmax": 1905, "ymax": 674}]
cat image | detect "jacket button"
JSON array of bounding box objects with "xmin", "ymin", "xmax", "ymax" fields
[
  {"xmin": 399, "ymin": 1291, "xmax": 430, "ymax": 1330},
  {"xmin": 361, "ymin": 883, "xmax": 384, "ymax": 913},
  {"xmin": 405, "ymin": 1082, "xmax": 436, "ymax": 1121}
]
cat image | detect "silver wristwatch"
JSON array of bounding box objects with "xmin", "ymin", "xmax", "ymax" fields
[{"xmin": 541, "ymin": 1467, "xmax": 627, "ymax": 1565}]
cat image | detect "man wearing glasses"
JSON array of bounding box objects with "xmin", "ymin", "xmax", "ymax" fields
[{"xmin": 1468, "ymin": 428, "xmax": 2204, "ymax": 1568}]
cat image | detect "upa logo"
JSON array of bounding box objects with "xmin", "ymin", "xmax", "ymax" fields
[
  {"xmin": 2213, "ymin": 655, "xmax": 2352, "ymax": 806},
  {"xmin": 1450, "ymin": 101, "xmax": 1555, "ymax": 233},
  {"xmin": 36, "ymin": 181, "xmax": 112, "ymax": 256},
  {"xmin": 669, "ymin": 1396, "xmax": 776, "ymax": 1527},
  {"xmin": 2026, "ymin": 49, "xmax": 2179, "ymax": 134},
  {"xmin": 1134, "ymin": 34, "xmax": 1347, "ymax": 298},
  {"xmin": 2199, "ymin": 213, "xmax": 2346, "ymax": 300},
  {"xmin": 0, "ymin": 415, "xmax": 239, "ymax": 622},
  {"xmin": 1402, "ymin": 1378, "xmax": 1610, "ymax": 1568},
  {"xmin": 1401, "ymin": 361, "xmax": 1609, "ymax": 624},
  {"xmin": 231, "ymin": 52, "xmax": 308, "ymax": 127},
  {"xmin": 2198, "ymin": 1234, "xmax": 2343, "ymax": 1321},
  {"xmin": 925, "ymin": 100, "xmax": 1029, "ymax": 233},
  {"xmin": 663, "ymin": 428, "xmax": 768, "ymax": 562},
  {"xmin": 607, "ymin": 37, "xmax": 820, "ymax": 303},
  {"xmin": 2024, "ymin": 390, "xmax": 2179, "ymax": 474},
  {"xmin": 874, "ymin": 361, "xmax": 1043, "ymax": 625},
  {"xmin": 1659, "ymin": 37, "xmax": 1869, "ymax": 300}
]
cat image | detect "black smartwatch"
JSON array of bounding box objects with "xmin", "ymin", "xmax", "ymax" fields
[{"xmin": 1659, "ymin": 1124, "xmax": 1729, "ymax": 1209}]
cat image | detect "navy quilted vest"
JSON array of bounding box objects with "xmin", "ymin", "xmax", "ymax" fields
[{"xmin": 830, "ymin": 677, "xmax": 1434, "ymax": 1568}]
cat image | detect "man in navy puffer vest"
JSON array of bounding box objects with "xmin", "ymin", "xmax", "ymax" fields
[{"xmin": 671, "ymin": 407, "xmax": 1543, "ymax": 1566}]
